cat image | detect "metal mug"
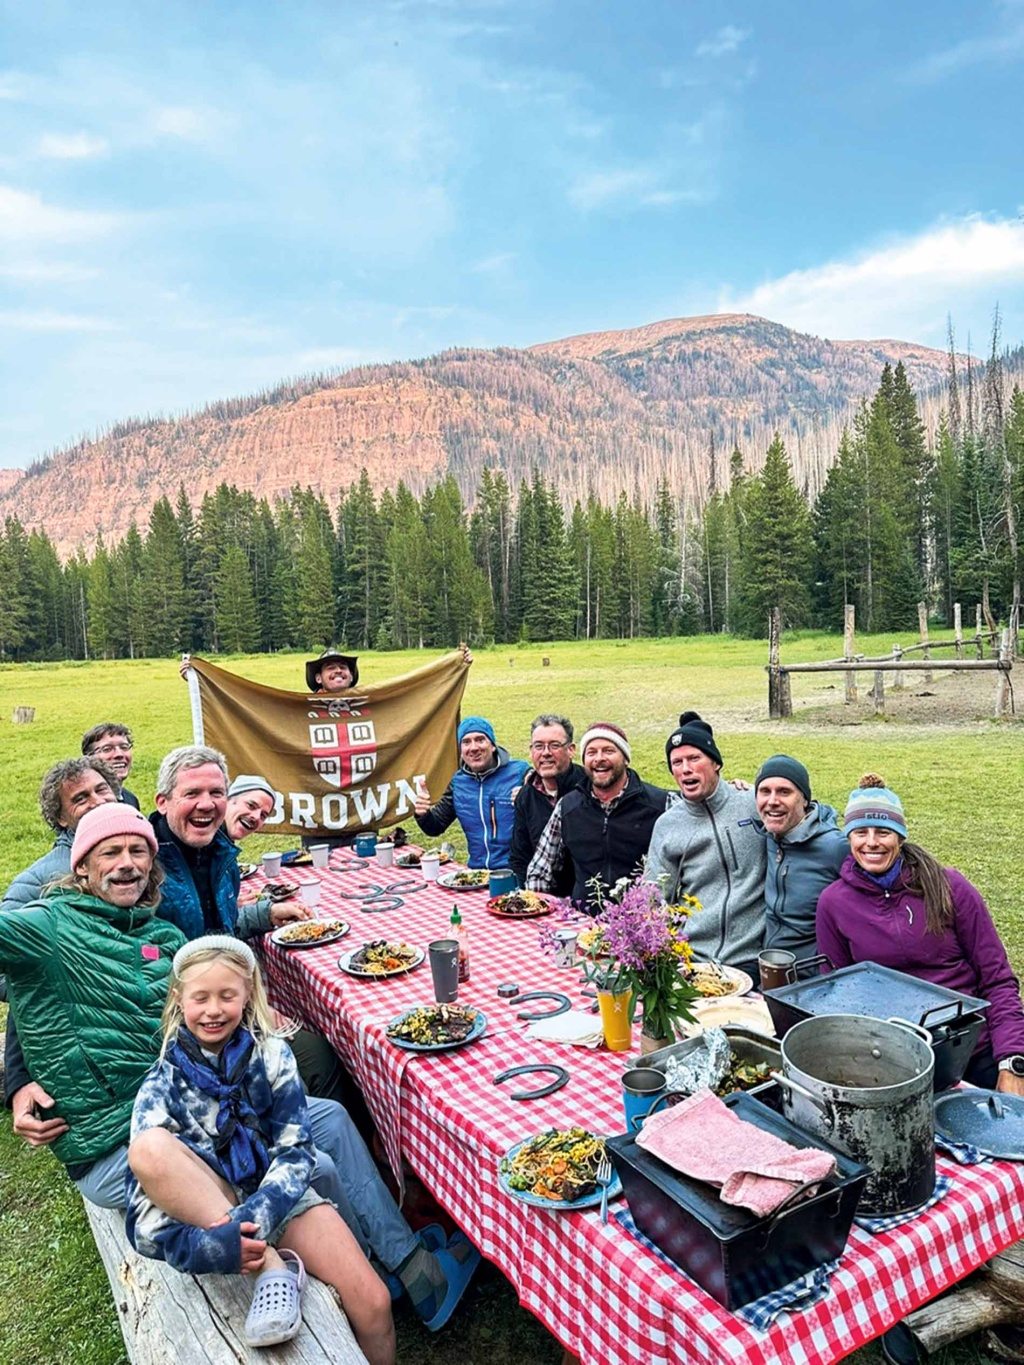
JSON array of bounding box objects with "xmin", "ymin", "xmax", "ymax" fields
[
  {"xmin": 488, "ymin": 867, "xmax": 517, "ymax": 897},
  {"xmin": 552, "ymin": 928, "xmax": 579, "ymax": 969},
  {"xmin": 758, "ymin": 948, "xmax": 797, "ymax": 992},
  {"xmin": 622, "ymin": 1067, "xmax": 671, "ymax": 1132},
  {"xmin": 355, "ymin": 833, "xmax": 377, "ymax": 858}
]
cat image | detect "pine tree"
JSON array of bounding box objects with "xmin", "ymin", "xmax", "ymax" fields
[
  {"xmin": 215, "ymin": 545, "xmax": 260, "ymax": 652},
  {"xmin": 735, "ymin": 434, "xmax": 813, "ymax": 636},
  {"xmin": 295, "ymin": 504, "xmax": 336, "ymax": 649},
  {"xmin": 88, "ymin": 535, "xmax": 117, "ymax": 658},
  {"xmin": 139, "ymin": 496, "xmax": 187, "ymax": 654}
]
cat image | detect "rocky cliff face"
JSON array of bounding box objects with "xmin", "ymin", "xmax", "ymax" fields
[{"xmin": 0, "ymin": 312, "xmax": 963, "ymax": 555}]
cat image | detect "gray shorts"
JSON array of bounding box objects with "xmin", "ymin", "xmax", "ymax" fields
[{"xmin": 269, "ymin": 1186, "xmax": 327, "ymax": 1244}]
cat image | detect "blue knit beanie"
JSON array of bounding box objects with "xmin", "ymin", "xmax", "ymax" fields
[
  {"xmin": 457, "ymin": 715, "xmax": 496, "ymax": 747},
  {"xmin": 843, "ymin": 775, "xmax": 907, "ymax": 838}
]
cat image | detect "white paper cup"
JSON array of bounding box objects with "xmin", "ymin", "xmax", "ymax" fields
[
  {"xmin": 375, "ymin": 841, "xmax": 394, "ymax": 868},
  {"xmin": 262, "ymin": 852, "xmax": 282, "ymax": 878},
  {"xmin": 553, "ymin": 928, "xmax": 579, "ymax": 969},
  {"xmin": 309, "ymin": 844, "xmax": 330, "ymax": 870},
  {"xmin": 299, "ymin": 879, "xmax": 321, "ymax": 908},
  {"xmin": 420, "ymin": 852, "xmax": 441, "ymax": 882}
]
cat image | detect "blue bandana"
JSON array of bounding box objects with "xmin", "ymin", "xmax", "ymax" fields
[{"xmin": 169, "ymin": 1027, "xmax": 269, "ymax": 1193}]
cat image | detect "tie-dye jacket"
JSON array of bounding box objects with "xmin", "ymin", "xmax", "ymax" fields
[{"xmin": 125, "ymin": 1033, "xmax": 315, "ymax": 1275}]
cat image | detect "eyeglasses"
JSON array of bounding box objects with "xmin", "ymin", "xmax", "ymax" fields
[
  {"xmin": 530, "ymin": 740, "xmax": 569, "ymax": 752},
  {"xmin": 92, "ymin": 742, "xmax": 133, "ymax": 755}
]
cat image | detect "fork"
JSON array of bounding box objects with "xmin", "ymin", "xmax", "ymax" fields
[{"xmin": 596, "ymin": 1156, "xmax": 614, "ymax": 1225}]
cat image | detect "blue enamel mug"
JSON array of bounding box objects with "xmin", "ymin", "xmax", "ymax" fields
[
  {"xmin": 622, "ymin": 1067, "xmax": 673, "ymax": 1132},
  {"xmin": 355, "ymin": 833, "xmax": 377, "ymax": 858}
]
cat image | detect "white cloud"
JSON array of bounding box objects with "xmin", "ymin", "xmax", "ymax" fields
[
  {"xmin": 0, "ymin": 185, "xmax": 122, "ymax": 241},
  {"xmin": 0, "ymin": 309, "xmax": 120, "ymax": 332},
  {"xmin": 152, "ymin": 105, "xmax": 214, "ymax": 141},
  {"xmin": 715, "ymin": 215, "xmax": 1024, "ymax": 341},
  {"xmin": 568, "ymin": 165, "xmax": 706, "ymax": 212},
  {"xmin": 695, "ymin": 25, "xmax": 750, "ymax": 58},
  {"xmin": 470, "ymin": 250, "xmax": 517, "ymax": 274},
  {"xmin": 0, "ymin": 261, "xmax": 99, "ymax": 282},
  {"xmin": 907, "ymin": 8, "xmax": 1024, "ymax": 82},
  {"xmin": 36, "ymin": 131, "xmax": 109, "ymax": 160}
]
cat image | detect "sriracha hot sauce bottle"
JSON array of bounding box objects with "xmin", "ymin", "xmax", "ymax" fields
[{"xmin": 450, "ymin": 904, "xmax": 470, "ymax": 983}]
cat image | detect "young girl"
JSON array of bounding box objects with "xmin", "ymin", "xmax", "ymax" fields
[{"xmin": 126, "ymin": 935, "xmax": 395, "ymax": 1364}]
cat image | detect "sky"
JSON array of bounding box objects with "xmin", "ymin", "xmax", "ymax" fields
[{"xmin": 1, "ymin": 0, "xmax": 1023, "ymax": 467}]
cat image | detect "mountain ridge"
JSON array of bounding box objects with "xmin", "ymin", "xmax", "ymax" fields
[{"xmin": 0, "ymin": 312, "xmax": 988, "ymax": 556}]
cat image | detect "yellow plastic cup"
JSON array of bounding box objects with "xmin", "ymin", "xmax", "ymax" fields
[{"xmin": 597, "ymin": 988, "xmax": 634, "ymax": 1052}]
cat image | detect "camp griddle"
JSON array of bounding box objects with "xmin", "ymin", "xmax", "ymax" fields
[
  {"xmin": 763, "ymin": 961, "xmax": 988, "ymax": 1091},
  {"xmin": 607, "ymin": 1092, "xmax": 868, "ymax": 1310}
]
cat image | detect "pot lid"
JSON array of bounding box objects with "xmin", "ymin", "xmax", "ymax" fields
[{"xmin": 934, "ymin": 1089, "xmax": 1024, "ymax": 1160}]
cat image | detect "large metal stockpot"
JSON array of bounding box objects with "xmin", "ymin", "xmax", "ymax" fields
[{"xmin": 772, "ymin": 1014, "xmax": 936, "ymax": 1217}]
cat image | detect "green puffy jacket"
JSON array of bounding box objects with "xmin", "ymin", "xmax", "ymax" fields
[{"xmin": 0, "ymin": 887, "xmax": 186, "ymax": 1167}]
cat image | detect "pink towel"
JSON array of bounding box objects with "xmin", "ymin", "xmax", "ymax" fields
[{"xmin": 635, "ymin": 1088, "xmax": 836, "ymax": 1216}]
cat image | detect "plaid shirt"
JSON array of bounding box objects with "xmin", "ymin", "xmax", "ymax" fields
[{"xmin": 526, "ymin": 788, "xmax": 632, "ymax": 891}]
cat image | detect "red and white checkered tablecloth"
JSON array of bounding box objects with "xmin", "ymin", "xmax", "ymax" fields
[{"xmin": 255, "ymin": 856, "xmax": 1024, "ymax": 1365}]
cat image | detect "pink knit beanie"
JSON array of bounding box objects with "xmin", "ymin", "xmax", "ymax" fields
[{"xmin": 71, "ymin": 804, "xmax": 158, "ymax": 868}]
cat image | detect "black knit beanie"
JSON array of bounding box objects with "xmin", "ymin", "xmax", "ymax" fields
[
  {"xmin": 665, "ymin": 711, "xmax": 723, "ymax": 771},
  {"xmin": 754, "ymin": 754, "xmax": 812, "ymax": 802}
]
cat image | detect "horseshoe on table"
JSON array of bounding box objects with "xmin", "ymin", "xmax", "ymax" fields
[
  {"xmin": 338, "ymin": 884, "xmax": 386, "ymax": 901},
  {"xmin": 382, "ymin": 879, "xmax": 425, "ymax": 896},
  {"xmin": 332, "ymin": 857, "xmax": 370, "ymax": 874},
  {"xmin": 511, "ymin": 990, "xmax": 572, "ymax": 1021},
  {"xmin": 493, "ymin": 1063, "xmax": 570, "ymax": 1100},
  {"xmin": 357, "ymin": 896, "xmax": 403, "ymax": 913}
]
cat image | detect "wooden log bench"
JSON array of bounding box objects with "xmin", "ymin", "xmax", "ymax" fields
[{"xmin": 85, "ymin": 1202, "xmax": 369, "ymax": 1364}]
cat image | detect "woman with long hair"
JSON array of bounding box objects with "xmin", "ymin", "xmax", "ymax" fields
[{"xmin": 816, "ymin": 776, "xmax": 1024, "ymax": 1095}]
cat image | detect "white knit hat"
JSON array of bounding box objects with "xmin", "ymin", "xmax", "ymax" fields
[
  {"xmin": 172, "ymin": 934, "xmax": 256, "ymax": 978},
  {"xmin": 579, "ymin": 722, "xmax": 631, "ymax": 763}
]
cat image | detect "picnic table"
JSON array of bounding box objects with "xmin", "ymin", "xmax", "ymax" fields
[{"xmin": 256, "ymin": 854, "xmax": 1024, "ymax": 1365}]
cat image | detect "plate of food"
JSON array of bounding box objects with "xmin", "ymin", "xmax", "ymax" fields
[
  {"xmin": 262, "ymin": 881, "xmax": 297, "ymax": 903},
  {"xmin": 385, "ymin": 1003, "xmax": 486, "ymax": 1052},
  {"xmin": 281, "ymin": 850, "xmax": 313, "ymax": 867},
  {"xmin": 271, "ymin": 919, "xmax": 350, "ymax": 949},
  {"xmin": 436, "ymin": 868, "xmax": 490, "ymax": 891},
  {"xmin": 498, "ymin": 1128, "xmax": 621, "ymax": 1210},
  {"xmin": 394, "ymin": 848, "xmax": 423, "ymax": 869},
  {"xmin": 486, "ymin": 889, "xmax": 554, "ymax": 918},
  {"xmin": 337, "ymin": 941, "xmax": 424, "ymax": 978},
  {"xmin": 682, "ymin": 995, "xmax": 776, "ymax": 1038},
  {"xmin": 686, "ymin": 962, "xmax": 753, "ymax": 999},
  {"xmin": 239, "ymin": 862, "xmax": 259, "ymax": 880}
]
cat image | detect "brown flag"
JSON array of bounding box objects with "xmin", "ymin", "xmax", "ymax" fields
[{"xmin": 186, "ymin": 652, "xmax": 468, "ymax": 836}]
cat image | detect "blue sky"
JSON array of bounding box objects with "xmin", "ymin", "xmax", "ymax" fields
[{"xmin": 1, "ymin": 0, "xmax": 1023, "ymax": 466}]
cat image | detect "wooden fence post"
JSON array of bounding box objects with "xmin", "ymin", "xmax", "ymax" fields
[
  {"xmin": 953, "ymin": 604, "xmax": 964, "ymax": 662},
  {"xmin": 918, "ymin": 603, "xmax": 932, "ymax": 685},
  {"xmin": 844, "ymin": 604, "xmax": 857, "ymax": 702},
  {"xmin": 892, "ymin": 645, "xmax": 904, "ymax": 690},
  {"xmin": 872, "ymin": 671, "xmax": 885, "ymax": 715},
  {"xmin": 976, "ymin": 605, "xmax": 984, "ymax": 660},
  {"xmin": 995, "ymin": 629, "xmax": 1012, "ymax": 718},
  {"xmin": 11, "ymin": 706, "xmax": 35, "ymax": 724},
  {"xmin": 768, "ymin": 608, "xmax": 792, "ymax": 718}
]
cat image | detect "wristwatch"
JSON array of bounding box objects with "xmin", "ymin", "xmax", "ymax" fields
[{"xmin": 998, "ymin": 1055, "xmax": 1024, "ymax": 1076}]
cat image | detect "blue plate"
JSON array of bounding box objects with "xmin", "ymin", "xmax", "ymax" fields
[
  {"xmin": 386, "ymin": 1004, "xmax": 487, "ymax": 1052},
  {"xmin": 498, "ymin": 1134, "xmax": 622, "ymax": 1210}
]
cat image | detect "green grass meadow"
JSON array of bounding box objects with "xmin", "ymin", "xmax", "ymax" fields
[{"xmin": 1, "ymin": 634, "xmax": 1021, "ymax": 1364}]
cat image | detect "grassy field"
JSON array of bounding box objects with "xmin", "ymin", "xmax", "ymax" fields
[{"xmin": 1, "ymin": 633, "xmax": 1021, "ymax": 1364}]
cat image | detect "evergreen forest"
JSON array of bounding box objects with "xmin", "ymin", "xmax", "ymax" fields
[{"xmin": 1, "ymin": 357, "xmax": 1023, "ymax": 662}]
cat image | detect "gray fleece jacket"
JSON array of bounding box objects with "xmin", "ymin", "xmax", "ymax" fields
[{"xmin": 645, "ymin": 782, "xmax": 766, "ymax": 970}]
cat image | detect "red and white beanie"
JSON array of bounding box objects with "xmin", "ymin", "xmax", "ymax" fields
[{"xmin": 579, "ymin": 723, "xmax": 631, "ymax": 763}]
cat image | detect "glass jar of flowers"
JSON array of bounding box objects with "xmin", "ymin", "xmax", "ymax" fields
[{"xmin": 551, "ymin": 876, "xmax": 701, "ymax": 1053}]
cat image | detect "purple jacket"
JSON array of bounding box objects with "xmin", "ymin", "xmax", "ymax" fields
[{"xmin": 816, "ymin": 856, "xmax": 1024, "ymax": 1063}]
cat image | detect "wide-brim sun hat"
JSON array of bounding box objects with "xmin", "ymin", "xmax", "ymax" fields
[{"xmin": 305, "ymin": 650, "xmax": 359, "ymax": 692}]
